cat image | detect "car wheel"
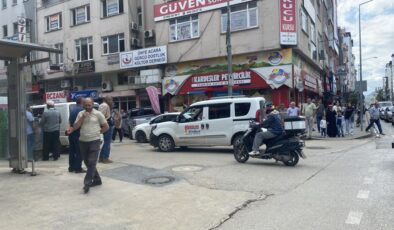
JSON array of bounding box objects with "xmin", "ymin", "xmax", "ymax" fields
[
  {"xmin": 135, "ymin": 131, "xmax": 147, "ymax": 143},
  {"xmin": 158, "ymin": 134, "xmax": 175, "ymax": 152},
  {"xmin": 283, "ymin": 151, "xmax": 299, "ymax": 166}
]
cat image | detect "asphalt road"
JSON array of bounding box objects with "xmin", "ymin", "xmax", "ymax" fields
[{"xmin": 0, "ymin": 120, "xmax": 393, "ymax": 230}]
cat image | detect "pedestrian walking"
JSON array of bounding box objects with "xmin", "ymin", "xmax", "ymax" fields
[
  {"xmin": 344, "ymin": 104, "xmax": 355, "ymax": 135},
  {"xmin": 336, "ymin": 111, "xmax": 345, "ymax": 137},
  {"xmin": 112, "ymin": 109, "xmax": 123, "ymax": 142},
  {"xmin": 40, "ymin": 100, "xmax": 61, "ymax": 161},
  {"xmin": 287, "ymin": 101, "xmax": 300, "ymax": 117},
  {"xmin": 320, "ymin": 116, "xmax": 327, "ymax": 137},
  {"xmin": 66, "ymin": 97, "xmax": 86, "ymax": 173},
  {"xmin": 365, "ymin": 102, "xmax": 384, "ymax": 135},
  {"xmin": 99, "ymin": 96, "xmax": 114, "ymax": 163},
  {"xmin": 26, "ymin": 104, "xmax": 35, "ymax": 161},
  {"xmin": 73, "ymin": 98, "xmax": 109, "ymax": 194},
  {"xmin": 316, "ymin": 101, "xmax": 325, "ymax": 133},
  {"xmin": 302, "ymin": 98, "xmax": 316, "ymax": 139},
  {"xmin": 326, "ymin": 105, "xmax": 337, "ymax": 137}
]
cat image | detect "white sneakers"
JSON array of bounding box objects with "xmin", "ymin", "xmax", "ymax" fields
[{"xmin": 248, "ymin": 151, "xmax": 259, "ymax": 156}]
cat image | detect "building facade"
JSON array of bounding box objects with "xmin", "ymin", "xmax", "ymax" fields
[
  {"xmin": 337, "ymin": 27, "xmax": 356, "ymax": 102},
  {"xmin": 36, "ymin": 0, "xmax": 162, "ymax": 111},
  {"xmin": 153, "ymin": 0, "xmax": 339, "ymax": 112}
]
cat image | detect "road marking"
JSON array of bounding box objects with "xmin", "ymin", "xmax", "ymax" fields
[
  {"xmin": 368, "ymin": 167, "xmax": 378, "ymax": 173},
  {"xmin": 357, "ymin": 190, "xmax": 370, "ymax": 199},
  {"xmin": 363, "ymin": 177, "xmax": 374, "ymax": 185},
  {"xmin": 345, "ymin": 211, "xmax": 363, "ymax": 225}
]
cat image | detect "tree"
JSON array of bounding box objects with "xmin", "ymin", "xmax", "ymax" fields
[{"xmin": 375, "ymin": 89, "xmax": 385, "ymax": 101}]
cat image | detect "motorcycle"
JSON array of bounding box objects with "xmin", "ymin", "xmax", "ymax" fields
[{"xmin": 233, "ymin": 119, "xmax": 306, "ymax": 166}]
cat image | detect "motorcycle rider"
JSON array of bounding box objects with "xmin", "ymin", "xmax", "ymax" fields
[{"xmin": 249, "ymin": 105, "xmax": 284, "ymax": 156}]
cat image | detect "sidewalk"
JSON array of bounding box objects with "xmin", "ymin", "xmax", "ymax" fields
[{"xmin": 310, "ymin": 123, "xmax": 372, "ymax": 140}]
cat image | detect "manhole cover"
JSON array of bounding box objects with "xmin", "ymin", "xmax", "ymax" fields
[
  {"xmin": 171, "ymin": 165, "xmax": 203, "ymax": 172},
  {"xmin": 306, "ymin": 146, "xmax": 327, "ymax": 149},
  {"xmin": 144, "ymin": 176, "xmax": 174, "ymax": 185}
]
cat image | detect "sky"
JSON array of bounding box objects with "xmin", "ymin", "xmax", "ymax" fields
[{"xmin": 337, "ymin": 0, "xmax": 394, "ymax": 96}]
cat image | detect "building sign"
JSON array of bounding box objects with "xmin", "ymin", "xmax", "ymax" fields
[
  {"xmin": 45, "ymin": 91, "xmax": 67, "ymax": 103},
  {"xmin": 252, "ymin": 64, "xmax": 293, "ymax": 89},
  {"xmin": 74, "ymin": 61, "xmax": 95, "ymax": 74},
  {"xmin": 191, "ymin": 71, "xmax": 251, "ymax": 88},
  {"xmin": 49, "ymin": 14, "xmax": 60, "ymax": 30},
  {"xmin": 279, "ymin": 0, "xmax": 297, "ymax": 45},
  {"xmin": 17, "ymin": 17, "xmax": 26, "ymax": 42},
  {"xmin": 70, "ymin": 90, "xmax": 98, "ymax": 101},
  {"xmin": 154, "ymin": 0, "xmax": 254, "ymax": 21},
  {"xmin": 120, "ymin": 46, "xmax": 167, "ymax": 69},
  {"xmin": 304, "ymin": 74, "xmax": 317, "ymax": 91}
]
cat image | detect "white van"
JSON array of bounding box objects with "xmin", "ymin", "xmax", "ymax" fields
[
  {"xmin": 150, "ymin": 97, "xmax": 265, "ymax": 152},
  {"xmin": 31, "ymin": 102, "xmax": 98, "ymax": 150}
]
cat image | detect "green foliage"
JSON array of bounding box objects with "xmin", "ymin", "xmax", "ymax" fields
[{"xmin": 375, "ymin": 89, "xmax": 385, "ymax": 101}]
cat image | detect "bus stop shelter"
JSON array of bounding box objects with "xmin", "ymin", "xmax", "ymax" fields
[{"xmin": 0, "ymin": 39, "xmax": 62, "ymax": 173}]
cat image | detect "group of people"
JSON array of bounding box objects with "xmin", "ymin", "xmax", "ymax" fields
[{"xmin": 25, "ymin": 96, "xmax": 125, "ymax": 193}]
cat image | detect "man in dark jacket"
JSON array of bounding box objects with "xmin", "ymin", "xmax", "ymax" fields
[
  {"xmin": 40, "ymin": 100, "xmax": 61, "ymax": 161},
  {"xmin": 249, "ymin": 108, "xmax": 284, "ymax": 156}
]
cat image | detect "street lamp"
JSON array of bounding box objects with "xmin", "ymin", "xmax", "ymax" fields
[{"xmin": 358, "ymin": 0, "xmax": 374, "ymax": 130}]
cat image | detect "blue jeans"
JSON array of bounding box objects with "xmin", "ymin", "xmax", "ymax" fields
[
  {"xmin": 100, "ymin": 126, "xmax": 114, "ymax": 159},
  {"xmin": 316, "ymin": 115, "xmax": 323, "ymax": 133},
  {"xmin": 68, "ymin": 133, "xmax": 82, "ymax": 171},
  {"xmin": 27, "ymin": 133, "xmax": 35, "ymax": 161},
  {"xmin": 337, "ymin": 124, "xmax": 344, "ymax": 137}
]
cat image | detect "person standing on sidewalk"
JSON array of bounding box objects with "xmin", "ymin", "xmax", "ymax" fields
[
  {"xmin": 40, "ymin": 100, "xmax": 61, "ymax": 161},
  {"xmin": 99, "ymin": 96, "xmax": 114, "ymax": 163},
  {"xmin": 66, "ymin": 97, "xmax": 86, "ymax": 173},
  {"xmin": 336, "ymin": 111, "xmax": 345, "ymax": 137},
  {"xmin": 344, "ymin": 104, "xmax": 355, "ymax": 135},
  {"xmin": 26, "ymin": 104, "xmax": 35, "ymax": 162},
  {"xmin": 365, "ymin": 102, "xmax": 384, "ymax": 135},
  {"xmin": 73, "ymin": 98, "xmax": 109, "ymax": 194},
  {"xmin": 320, "ymin": 116, "xmax": 327, "ymax": 137},
  {"xmin": 302, "ymin": 98, "xmax": 317, "ymax": 139},
  {"xmin": 316, "ymin": 101, "xmax": 325, "ymax": 133},
  {"xmin": 112, "ymin": 109, "xmax": 123, "ymax": 142},
  {"xmin": 287, "ymin": 102, "xmax": 300, "ymax": 117}
]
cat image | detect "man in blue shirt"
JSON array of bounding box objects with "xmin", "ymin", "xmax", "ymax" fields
[
  {"xmin": 365, "ymin": 102, "xmax": 384, "ymax": 135},
  {"xmin": 67, "ymin": 97, "xmax": 86, "ymax": 173}
]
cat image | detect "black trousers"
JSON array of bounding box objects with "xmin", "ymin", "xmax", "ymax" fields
[
  {"xmin": 112, "ymin": 127, "xmax": 123, "ymax": 142},
  {"xmin": 42, "ymin": 131, "xmax": 60, "ymax": 160},
  {"xmin": 79, "ymin": 140, "xmax": 102, "ymax": 186}
]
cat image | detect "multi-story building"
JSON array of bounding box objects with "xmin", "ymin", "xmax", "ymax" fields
[
  {"xmin": 338, "ymin": 27, "xmax": 356, "ymax": 102},
  {"xmin": 152, "ymin": 0, "xmax": 339, "ymax": 111},
  {"xmin": 0, "ymin": 0, "xmax": 37, "ymax": 96},
  {"xmin": 36, "ymin": 0, "xmax": 161, "ymax": 110},
  {"xmin": 385, "ymin": 60, "xmax": 393, "ymax": 101}
]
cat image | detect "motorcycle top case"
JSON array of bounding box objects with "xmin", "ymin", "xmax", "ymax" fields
[{"xmin": 284, "ymin": 116, "xmax": 306, "ymax": 132}]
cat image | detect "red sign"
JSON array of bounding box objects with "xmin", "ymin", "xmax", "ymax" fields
[
  {"xmin": 45, "ymin": 91, "xmax": 67, "ymax": 103},
  {"xmin": 279, "ymin": 0, "xmax": 297, "ymax": 45},
  {"xmin": 154, "ymin": 0, "xmax": 253, "ymax": 21}
]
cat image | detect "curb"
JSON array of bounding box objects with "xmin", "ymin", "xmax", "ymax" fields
[{"xmin": 307, "ymin": 133, "xmax": 372, "ymax": 141}]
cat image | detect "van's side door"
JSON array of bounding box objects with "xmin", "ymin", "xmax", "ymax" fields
[
  {"xmin": 204, "ymin": 103, "xmax": 232, "ymax": 146},
  {"xmin": 175, "ymin": 106, "xmax": 208, "ymax": 146}
]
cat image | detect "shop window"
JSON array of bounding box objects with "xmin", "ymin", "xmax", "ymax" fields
[
  {"xmin": 71, "ymin": 5, "xmax": 90, "ymax": 26},
  {"xmin": 235, "ymin": 103, "xmax": 251, "ymax": 117},
  {"xmin": 75, "ymin": 37, "xmax": 93, "ymax": 62},
  {"xmin": 102, "ymin": 0, "xmax": 123, "ymax": 18},
  {"xmin": 2, "ymin": 25, "xmax": 7, "ymax": 38},
  {"xmin": 221, "ymin": 1, "xmax": 257, "ymax": 33},
  {"xmin": 169, "ymin": 15, "xmax": 199, "ymax": 42},
  {"xmin": 209, "ymin": 103, "xmax": 230, "ymax": 120},
  {"xmin": 45, "ymin": 13, "xmax": 62, "ymax": 32},
  {"xmin": 102, "ymin": 33, "xmax": 124, "ymax": 55},
  {"xmin": 301, "ymin": 9, "xmax": 308, "ymax": 34}
]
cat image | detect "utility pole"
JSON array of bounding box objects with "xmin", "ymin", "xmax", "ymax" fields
[{"xmin": 226, "ymin": 0, "xmax": 233, "ymax": 96}]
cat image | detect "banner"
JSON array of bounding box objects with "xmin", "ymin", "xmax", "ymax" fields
[
  {"xmin": 146, "ymin": 86, "xmax": 161, "ymax": 115},
  {"xmin": 279, "ymin": 0, "xmax": 297, "ymax": 45},
  {"xmin": 120, "ymin": 46, "xmax": 167, "ymax": 69},
  {"xmin": 45, "ymin": 91, "xmax": 67, "ymax": 103}
]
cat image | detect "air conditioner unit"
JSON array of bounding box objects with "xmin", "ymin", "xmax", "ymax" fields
[
  {"xmin": 131, "ymin": 38, "xmax": 140, "ymax": 47},
  {"xmin": 130, "ymin": 22, "xmax": 139, "ymax": 32},
  {"xmin": 144, "ymin": 30, "xmax": 155, "ymax": 38},
  {"xmin": 60, "ymin": 79, "xmax": 71, "ymax": 88},
  {"xmin": 102, "ymin": 81, "xmax": 113, "ymax": 92}
]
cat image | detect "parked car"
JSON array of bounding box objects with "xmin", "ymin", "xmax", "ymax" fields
[
  {"xmin": 132, "ymin": 112, "xmax": 180, "ymax": 143},
  {"xmin": 383, "ymin": 106, "xmax": 394, "ymax": 122},
  {"xmin": 122, "ymin": 107, "xmax": 157, "ymax": 138},
  {"xmin": 150, "ymin": 97, "xmax": 265, "ymax": 152},
  {"xmin": 380, "ymin": 106, "xmax": 389, "ymax": 120}
]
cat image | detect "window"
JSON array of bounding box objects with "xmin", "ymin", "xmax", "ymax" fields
[
  {"xmin": 310, "ymin": 23, "xmax": 316, "ymax": 44},
  {"xmin": 209, "ymin": 104, "xmax": 230, "ymax": 120},
  {"xmin": 235, "ymin": 103, "xmax": 251, "ymax": 117},
  {"xmin": 170, "ymin": 15, "xmax": 199, "ymax": 42},
  {"xmin": 75, "ymin": 37, "xmax": 93, "ymax": 62},
  {"xmin": 102, "ymin": 0, "xmax": 123, "ymax": 18},
  {"xmin": 221, "ymin": 1, "xmax": 257, "ymax": 33},
  {"xmin": 51, "ymin": 43, "xmax": 63, "ymax": 64},
  {"xmin": 2, "ymin": 0, "xmax": 6, "ymax": 8},
  {"xmin": 301, "ymin": 9, "xmax": 308, "ymax": 34},
  {"xmin": 2, "ymin": 25, "xmax": 7, "ymax": 38},
  {"xmin": 137, "ymin": 7, "xmax": 142, "ymax": 26},
  {"xmin": 117, "ymin": 72, "xmax": 128, "ymax": 85},
  {"xmin": 102, "ymin": 33, "xmax": 124, "ymax": 55},
  {"xmin": 71, "ymin": 5, "xmax": 90, "ymax": 26},
  {"xmin": 45, "ymin": 13, "xmax": 62, "ymax": 32},
  {"xmin": 12, "ymin": 0, "xmax": 16, "ymax": 5},
  {"xmin": 181, "ymin": 106, "xmax": 204, "ymax": 122}
]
